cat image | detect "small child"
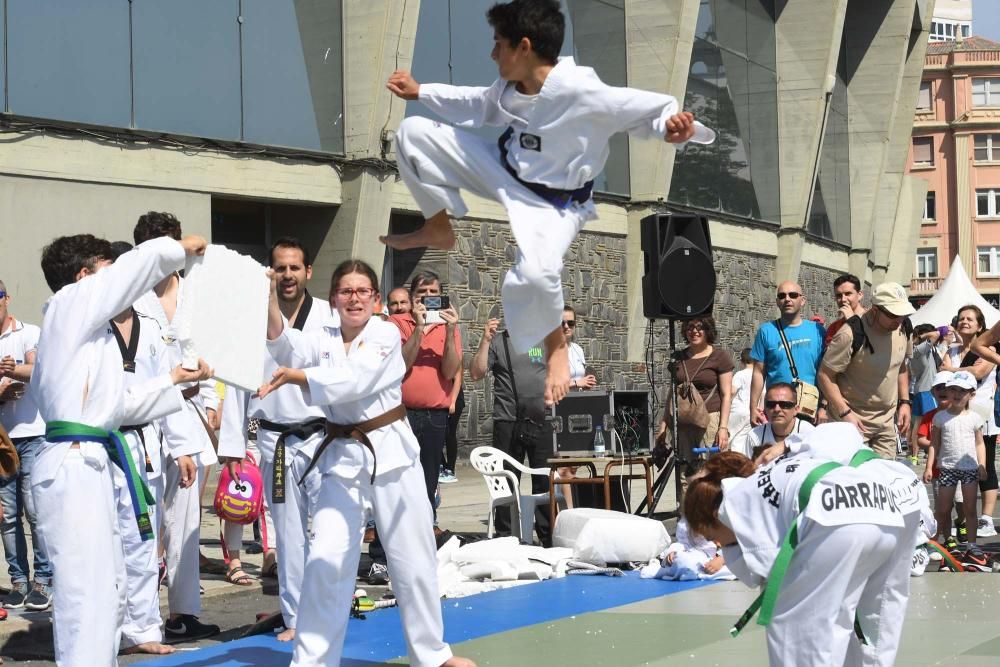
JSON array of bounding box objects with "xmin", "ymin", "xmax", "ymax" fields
[
  {"xmin": 924, "ymin": 370, "xmax": 989, "ymax": 567},
  {"xmin": 640, "ymin": 516, "xmax": 733, "ymax": 582}
]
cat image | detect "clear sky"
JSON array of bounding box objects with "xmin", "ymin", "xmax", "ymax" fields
[{"xmin": 973, "ymin": 0, "xmax": 1000, "ymax": 41}]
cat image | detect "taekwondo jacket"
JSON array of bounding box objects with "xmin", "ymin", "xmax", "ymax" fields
[{"xmin": 418, "ymin": 56, "xmax": 715, "ymax": 191}]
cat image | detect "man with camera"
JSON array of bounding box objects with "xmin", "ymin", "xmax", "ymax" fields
[
  {"xmin": 470, "ymin": 315, "xmax": 552, "ymax": 546},
  {"xmin": 389, "ymin": 271, "xmax": 462, "ymax": 518}
]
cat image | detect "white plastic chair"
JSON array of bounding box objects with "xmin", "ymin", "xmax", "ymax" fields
[{"xmin": 469, "ymin": 446, "xmax": 565, "ymax": 544}]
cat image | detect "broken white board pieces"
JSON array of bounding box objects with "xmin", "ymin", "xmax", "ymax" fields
[{"xmin": 176, "ymin": 245, "xmax": 270, "ymax": 392}]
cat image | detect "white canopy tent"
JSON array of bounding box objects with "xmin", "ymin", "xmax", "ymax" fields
[{"xmin": 910, "ymin": 256, "xmax": 1000, "ymax": 328}]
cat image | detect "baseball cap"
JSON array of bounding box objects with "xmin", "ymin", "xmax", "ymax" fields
[
  {"xmin": 932, "ymin": 371, "xmax": 953, "ymax": 388},
  {"xmin": 871, "ymin": 282, "xmax": 916, "ymax": 317},
  {"xmin": 946, "ymin": 370, "xmax": 977, "ymax": 391}
]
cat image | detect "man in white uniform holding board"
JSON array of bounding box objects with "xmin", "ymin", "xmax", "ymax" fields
[{"xmin": 31, "ymin": 233, "xmax": 210, "ymax": 666}]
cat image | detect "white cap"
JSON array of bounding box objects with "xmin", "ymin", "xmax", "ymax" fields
[
  {"xmin": 871, "ymin": 282, "xmax": 916, "ymax": 316},
  {"xmin": 932, "ymin": 371, "xmax": 953, "ymax": 387},
  {"xmin": 946, "ymin": 370, "xmax": 977, "ymax": 391}
]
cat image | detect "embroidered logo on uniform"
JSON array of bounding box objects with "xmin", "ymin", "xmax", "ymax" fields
[
  {"xmin": 519, "ymin": 133, "xmax": 542, "ymax": 151},
  {"xmin": 321, "ymin": 351, "xmax": 330, "ymax": 360}
]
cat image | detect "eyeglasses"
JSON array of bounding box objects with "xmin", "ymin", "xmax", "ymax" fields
[
  {"xmin": 685, "ymin": 324, "xmax": 705, "ymax": 332},
  {"xmin": 334, "ymin": 287, "xmax": 376, "ymax": 300},
  {"xmin": 776, "ymin": 292, "xmax": 801, "ymax": 300},
  {"xmin": 561, "ymin": 320, "xmax": 576, "ymax": 328},
  {"xmin": 764, "ymin": 400, "xmax": 797, "ymax": 410}
]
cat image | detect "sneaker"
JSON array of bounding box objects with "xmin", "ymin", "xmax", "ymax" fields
[
  {"xmin": 978, "ymin": 516, "xmax": 998, "ymax": 538},
  {"xmin": 164, "ymin": 614, "xmax": 221, "ymax": 643},
  {"xmin": 367, "ymin": 562, "xmax": 390, "ymax": 586},
  {"xmin": 962, "ymin": 544, "xmax": 991, "ymax": 571},
  {"xmin": 23, "ymin": 582, "xmax": 52, "ymax": 611},
  {"xmin": 3, "ymin": 582, "xmax": 28, "ymax": 609},
  {"xmin": 439, "ymin": 469, "xmax": 458, "ymax": 484},
  {"xmin": 944, "ymin": 536, "xmax": 959, "ymax": 551}
]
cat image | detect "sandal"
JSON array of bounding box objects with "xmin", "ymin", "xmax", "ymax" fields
[
  {"xmin": 226, "ymin": 566, "xmax": 256, "ymax": 586},
  {"xmin": 199, "ymin": 555, "xmax": 228, "ymax": 576},
  {"xmin": 261, "ymin": 559, "xmax": 278, "ymax": 579}
]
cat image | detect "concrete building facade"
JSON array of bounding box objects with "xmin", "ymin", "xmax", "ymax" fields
[
  {"xmin": 0, "ymin": 0, "xmax": 933, "ymax": 449},
  {"xmin": 907, "ymin": 36, "xmax": 1000, "ymax": 307}
]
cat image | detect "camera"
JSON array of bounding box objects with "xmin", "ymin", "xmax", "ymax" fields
[{"xmin": 422, "ymin": 295, "xmax": 450, "ymax": 310}]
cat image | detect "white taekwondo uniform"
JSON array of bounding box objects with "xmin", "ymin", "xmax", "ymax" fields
[
  {"xmin": 31, "ymin": 237, "xmax": 187, "ymax": 667},
  {"xmin": 217, "ymin": 294, "xmax": 335, "ymax": 630},
  {"xmin": 720, "ymin": 423, "xmax": 925, "ymax": 667},
  {"xmin": 396, "ymin": 56, "xmax": 714, "ymax": 351},
  {"xmin": 268, "ymin": 316, "xmax": 452, "ymax": 667},
  {"xmin": 113, "ymin": 308, "xmax": 203, "ymax": 648},
  {"xmin": 135, "ymin": 282, "xmax": 218, "ymax": 618}
]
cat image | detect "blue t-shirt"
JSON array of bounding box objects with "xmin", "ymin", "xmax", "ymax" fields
[{"xmin": 750, "ymin": 319, "xmax": 825, "ymax": 386}]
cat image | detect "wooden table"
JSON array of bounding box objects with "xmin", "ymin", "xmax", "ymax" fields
[{"xmin": 546, "ymin": 455, "xmax": 655, "ymax": 528}]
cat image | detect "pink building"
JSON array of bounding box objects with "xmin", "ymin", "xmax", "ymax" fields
[{"xmin": 908, "ymin": 37, "xmax": 1000, "ymax": 309}]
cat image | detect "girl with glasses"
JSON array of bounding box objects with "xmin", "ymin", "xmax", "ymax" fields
[{"xmin": 258, "ymin": 259, "xmax": 474, "ymax": 667}]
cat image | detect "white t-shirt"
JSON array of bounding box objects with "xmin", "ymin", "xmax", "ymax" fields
[
  {"xmin": 568, "ymin": 342, "xmax": 586, "ymax": 381},
  {"xmin": 932, "ymin": 410, "xmax": 983, "ymax": 470},
  {"xmin": 743, "ymin": 419, "xmax": 815, "ymax": 457},
  {"xmin": 946, "ymin": 345, "xmax": 999, "ymax": 435},
  {"xmin": 0, "ymin": 319, "xmax": 45, "ymax": 439}
]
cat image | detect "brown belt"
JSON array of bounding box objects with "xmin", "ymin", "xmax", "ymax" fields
[
  {"xmin": 299, "ymin": 405, "xmax": 407, "ymax": 484},
  {"xmin": 180, "ymin": 385, "xmax": 200, "ymax": 400}
]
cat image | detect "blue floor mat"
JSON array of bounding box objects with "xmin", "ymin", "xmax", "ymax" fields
[{"xmin": 144, "ymin": 573, "xmax": 714, "ymax": 666}]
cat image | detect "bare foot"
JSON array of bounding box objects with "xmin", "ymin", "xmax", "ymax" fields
[
  {"xmin": 379, "ymin": 211, "xmax": 456, "ymax": 251},
  {"xmin": 120, "ymin": 641, "xmax": 175, "ymax": 655},
  {"xmin": 277, "ymin": 627, "xmax": 296, "ymax": 642},
  {"xmin": 441, "ymin": 657, "xmax": 477, "ymax": 667},
  {"xmin": 543, "ymin": 326, "xmax": 571, "ymax": 406}
]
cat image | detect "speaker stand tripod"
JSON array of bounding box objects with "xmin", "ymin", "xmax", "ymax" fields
[{"xmin": 635, "ymin": 319, "xmax": 688, "ymax": 520}]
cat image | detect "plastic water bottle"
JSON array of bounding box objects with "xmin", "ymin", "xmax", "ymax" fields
[{"xmin": 593, "ymin": 425, "xmax": 607, "ymax": 457}]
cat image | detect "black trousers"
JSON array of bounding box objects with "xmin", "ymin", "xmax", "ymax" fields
[
  {"xmin": 444, "ymin": 391, "xmax": 465, "ymax": 472},
  {"xmin": 408, "ymin": 407, "xmax": 449, "ymax": 512},
  {"xmin": 492, "ymin": 419, "xmax": 552, "ymax": 545}
]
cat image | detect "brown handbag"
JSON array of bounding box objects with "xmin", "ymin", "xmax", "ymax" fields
[
  {"xmin": 666, "ymin": 354, "xmax": 717, "ymax": 430},
  {"xmin": 0, "ymin": 421, "xmax": 21, "ymax": 477}
]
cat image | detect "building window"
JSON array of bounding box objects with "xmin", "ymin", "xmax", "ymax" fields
[
  {"xmin": 923, "ymin": 191, "xmax": 936, "ymax": 221},
  {"xmin": 912, "ymin": 137, "xmax": 933, "ymax": 166},
  {"xmin": 972, "ymin": 78, "xmax": 1000, "ymax": 107},
  {"xmin": 916, "ymin": 248, "xmax": 938, "ymax": 279},
  {"xmin": 962, "ymin": 24, "xmax": 971, "ymax": 38},
  {"xmin": 917, "ymin": 81, "xmax": 932, "ymax": 111},
  {"xmin": 977, "ymin": 189, "xmax": 1000, "ymax": 218},
  {"xmin": 979, "ymin": 246, "xmax": 1000, "ymax": 277},
  {"xmin": 974, "ymin": 134, "xmax": 1000, "ymax": 161}
]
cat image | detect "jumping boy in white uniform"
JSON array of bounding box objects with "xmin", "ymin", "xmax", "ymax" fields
[
  {"xmin": 382, "ymin": 0, "xmax": 713, "ymax": 405},
  {"xmin": 31, "ymin": 233, "xmax": 208, "ymax": 666}
]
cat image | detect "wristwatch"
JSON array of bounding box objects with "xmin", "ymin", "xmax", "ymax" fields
[
  {"xmin": 839, "ymin": 407, "xmax": 853, "ymax": 418},
  {"xmin": 898, "ymin": 398, "xmax": 912, "ymax": 406}
]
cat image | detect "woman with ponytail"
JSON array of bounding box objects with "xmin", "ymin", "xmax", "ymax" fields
[{"xmin": 684, "ymin": 423, "xmax": 925, "ymax": 667}]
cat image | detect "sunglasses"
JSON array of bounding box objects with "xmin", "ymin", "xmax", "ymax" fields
[
  {"xmin": 561, "ymin": 320, "xmax": 576, "ymax": 328},
  {"xmin": 776, "ymin": 292, "xmax": 801, "ymax": 300},
  {"xmin": 764, "ymin": 400, "xmax": 797, "ymax": 410},
  {"xmin": 0, "ymin": 291, "xmax": 6, "ymax": 299},
  {"xmin": 875, "ymin": 305, "xmax": 904, "ymax": 320},
  {"xmin": 685, "ymin": 324, "xmax": 705, "ymax": 332}
]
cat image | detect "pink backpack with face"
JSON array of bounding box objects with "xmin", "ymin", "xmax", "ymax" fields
[{"xmin": 214, "ymin": 452, "xmax": 264, "ymax": 525}]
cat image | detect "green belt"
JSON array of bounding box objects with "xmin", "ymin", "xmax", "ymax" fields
[
  {"xmin": 45, "ymin": 421, "xmax": 156, "ymax": 541},
  {"xmin": 731, "ymin": 449, "xmax": 879, "ymax": 640}
]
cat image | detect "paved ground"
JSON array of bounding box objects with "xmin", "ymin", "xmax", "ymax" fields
[{"xmin": 3, "ymin": 457, "xmax": 998, "ymax": 665}]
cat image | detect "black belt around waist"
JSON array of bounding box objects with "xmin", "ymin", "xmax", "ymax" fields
[
  {"xmin": 255, "ymin": 417, "xmax": 326, "ymax": 504},
  {"xmin": 120, "ymin": 423, "xmax": 154, "ymax": 473},
  {"xmin": 497, "ymin": 127, "xmax": 594, "ymax": 209}
]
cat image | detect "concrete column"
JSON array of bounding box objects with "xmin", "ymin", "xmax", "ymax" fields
[
  {"xmin": 870, "ymin": 6, "xmax": 932, "ymax": 279},
  {"xmin": 771, "ymin": 0, "xmax": 848, "ymax": 283},
  {"xmin": 312, "ymin": 0, "xmax": 421, "ymax": 277},
  {"xmin": 955, "ymin": 132, "xmax": 974, "ymax": 269},
  {"xmin": 623, "ymin": 0, "xmax": 700, "ymax": 360},
  {"xmin": 885, "ymin": 176, "xmax": 929, "ymax": 286},
  {"xmin": 844, "ymin": 0, "xmax": 914, "ymax": 268}
]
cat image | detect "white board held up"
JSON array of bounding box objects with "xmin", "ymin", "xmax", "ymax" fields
[{"xmin": 176, "ymin": 245, "xmax": 270, "ymax": 392}]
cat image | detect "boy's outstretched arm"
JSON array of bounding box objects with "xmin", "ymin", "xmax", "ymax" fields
[
  {"xmin": 665, "ymin": 112, "xmax": 696, "ymax": 144},
  {"xmin": 387, "ymin": 70, "xmax": 420, "ymax": 101}
]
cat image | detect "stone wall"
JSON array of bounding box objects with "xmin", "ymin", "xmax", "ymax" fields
[{"xmin": 392, "ymin": 219, "xmax": 809, "ymax": 459}]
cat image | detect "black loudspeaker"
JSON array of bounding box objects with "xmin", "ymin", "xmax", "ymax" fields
[{"xmin": 641, "ymin": 213, "xmax": 716, "ymax": 319}]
